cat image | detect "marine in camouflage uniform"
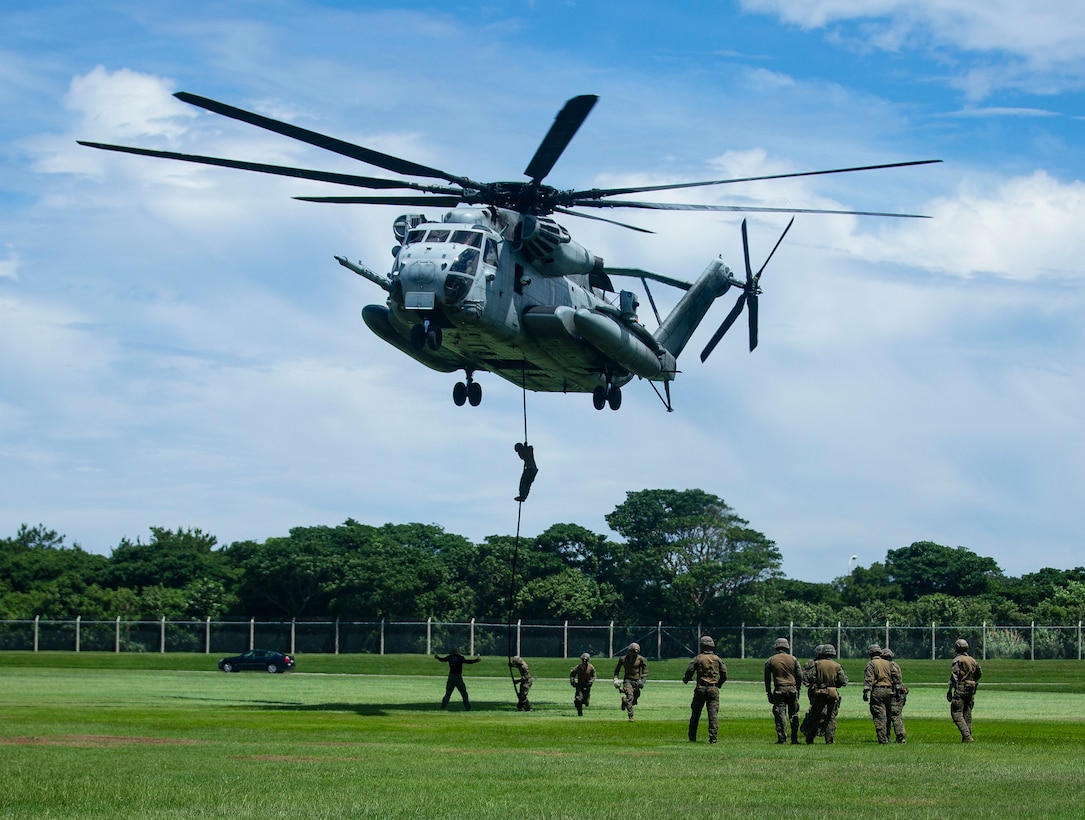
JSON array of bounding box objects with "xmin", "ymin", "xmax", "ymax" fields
[
  {"xmin": 764, "ymin": 637, "xmax": 802, "ymax": 744},
  {"xmin": 509, "ymin": 656, "xmax": 532, "ymax": 711},
  {"xmin": 569, "ymin": 653, "xmax": 596, "ymax": 716},
  {"xmin": 683, "ymin": 635, "xmax": 727, "ymax": 743},
  {"xmin": 862, "ymin": 644, "xmax": 899, "ymax": 744},
  {"xmin": 948, "ymin": 638, "xmax": 982, "ymax": 742},
  {"xmin": 881, "ymin": 648, "xmax": 908, "ymax": 743},
  {"xmin": 613, "ymin": 643, "xmax": 648, "ymax": 722},
  {"xmin": 800, "ymin": 644, "xmax": 848, "ymax": 744}
]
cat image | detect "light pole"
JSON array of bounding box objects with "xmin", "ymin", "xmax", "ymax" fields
[{"xmin": 847, "ymin": 555, "xmax": 858, "ymax": 573}]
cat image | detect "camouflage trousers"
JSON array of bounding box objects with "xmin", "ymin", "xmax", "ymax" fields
[
  {"xmin": 516, "ymin": 677, "xmax": 532, "ymax": 711},
  {"xmin": 889, "ymin": 693, "xmax": 907, "ymax": 741},
  {"xmin": 868, "ymin": 687, "xmax": 894, "ymax": 743},
  {"xmin": 620, "ymin": 679, "xmax": 642, "ymax": 720},
  {"xmin": 801, "ymin": 690, "xmax": 841, "ymax": 743},
  {"xmin": 688, "ymin": 684, "xmax": 720, "ymax": 742},
  {"xmin": 950, "ymin": 689, "xmax": 976, "ymax": 741},
  {"xmin": 770, "ymin": 689, "xmax": 800, "ymax": 743},
  {"xmin": 573, "ymin": 684, "xmax": 592, "ymax": 715}
]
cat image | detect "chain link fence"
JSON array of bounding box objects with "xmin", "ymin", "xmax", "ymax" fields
[{"xmin": 1, "ymin": 617, "xmax": 1082, "ymax": 660}]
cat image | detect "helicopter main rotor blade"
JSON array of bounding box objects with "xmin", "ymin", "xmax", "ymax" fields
[
  {"xmin": 569, "ymin": 199, "xmax": 932, "ymax": 218},
  {"xmin": 700, "ymin": 293, "xmax": 747, "ymax": 362},
  {"xmin": 524, "ymin": 95, "xmax": 598, "ymax": 184},
  {"xmin": 741, "ymin": 219, "xmax": 753, "ymax": 284},
  {"xmin": 174, "ymin": 92, "xmax": 478, "ymax": 188},
  {"xmin": 604, "ymin": 267, "xmax": 694, "ymax": 291},
  {"xmin": 567, "ymin": 159, "xmax": 942, "ymax": 200},
  {"xmin": 76, "ymin": 141, "xmax": 464, "ymax": 194},
  {"xmin": 553, "ymin": 206, "xmax": 654, "ymax": 234},
  {"xmin": 294, "ymin": 195, "xmax": 467, "ymax": 206}
]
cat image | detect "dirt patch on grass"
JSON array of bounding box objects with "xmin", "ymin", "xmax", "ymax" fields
[{"xmin": 0, "ymin": 734, "xmax": 206, "ymax": 747}]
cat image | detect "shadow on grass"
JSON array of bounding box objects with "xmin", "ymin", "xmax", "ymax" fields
[{"xmin": 239, "ymin": 700, "xmax": 525, "ymax": 716}]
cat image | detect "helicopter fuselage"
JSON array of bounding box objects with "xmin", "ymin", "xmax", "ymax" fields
[{"xmin": 358, "ymin": 207, "xmax": 663, "ymax": 401}]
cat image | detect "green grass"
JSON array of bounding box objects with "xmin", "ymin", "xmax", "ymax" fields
[{"xmin": 2, "ymin": 653, "xmax": 1085, "ymax": 818}]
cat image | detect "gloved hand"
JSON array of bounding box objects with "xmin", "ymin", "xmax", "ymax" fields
[
  {"xmin": 767, "ymin": 693, "xmax": 773, "ymax": 703},
  {"xmin": 613, "ymin": 677, "xmax": 621, "ymax": 689},
  {"xmin": 946, "ymin": 690, "xmax": 953, "ymax": 702},
  {"xmin": 862, "ymin": 691, "xmax": 869, "ymax": 702}
]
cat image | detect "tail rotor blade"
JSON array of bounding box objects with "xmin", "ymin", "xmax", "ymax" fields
[
  {"xmin": 700, "ymin": 293, "xmax": 746, "ymax": 362},
  {"xmin": 741, "ymin": 219, "xmax": 753, "ymax": 284},
  {"xmin": 748, "ymin": 292, "xmax": 759, "ymax": 351}
]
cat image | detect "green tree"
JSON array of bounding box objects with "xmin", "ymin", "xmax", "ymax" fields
[
  {"xmin": 108, "ymin": 527, "xmax": 227, "ymax": 590},
  {"xmin": 605, "ymin": 489, "xmax": 781, "ymax": 621},
  {"xmin": 885, "ymin": 541, "xmax": 1002, "ymax": 601}
]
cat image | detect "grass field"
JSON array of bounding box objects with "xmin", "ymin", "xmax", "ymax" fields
[{"xmin": 2, "ymin": 653, "xmax": 1084, "ymax": 818}]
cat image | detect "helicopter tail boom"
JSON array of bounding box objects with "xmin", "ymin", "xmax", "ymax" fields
[{"xmin": 653, "ymin": 259, "xmax": 733, "ymax": 359}]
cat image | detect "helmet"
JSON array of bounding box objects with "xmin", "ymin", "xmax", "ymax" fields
[
  {"xmin": 954, "ymin": 638, "xmax": 969, "ymax": 653},
  {"xmin": 867, "ymin": 644, "xmax": 882, "ymax": 656},
  {"xmin": 700, "ymin": 635, "xmax": 715, "ymax": 649},
  {"xmin": 821, "ymin": 644, "xmax": 837, "ymax": 658},
  {"xmin": 628, "ymin": 643, "xmax": 640, "ymax": 653},
  {"xmin": 774, "ymin": 638, "xmax": 790, "ymax": 651},
  {"xmin": 580, "ymin": 653, "xmax": 590, "ymax": 661},
  {"xmin": 881, "ymin": 648, "xmax": 895, "ymax": 660}
]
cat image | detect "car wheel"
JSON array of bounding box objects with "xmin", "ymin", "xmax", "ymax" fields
[
  {"xmin": 267, "ymin": 664, "xmax": 278, "ymax": 673},
  {"xmin": 221, "ymin": 663, "xmax": 233, "ymax": 673}
]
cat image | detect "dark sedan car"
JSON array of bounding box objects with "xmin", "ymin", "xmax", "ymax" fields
[{"xmin": 218, "ymin": 649, "xmax": 295, "ymax": 673}]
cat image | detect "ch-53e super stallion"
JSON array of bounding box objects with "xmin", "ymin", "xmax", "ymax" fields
[{"xmin": 80, "ymin": 93, "xmax": 937, "ymax": 411}]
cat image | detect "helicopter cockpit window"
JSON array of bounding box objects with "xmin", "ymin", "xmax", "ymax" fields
[
  {"xmin": 405, "ymin": 229, "xmax": 427, "ymax": 245},
  {"xmin": 452, "ymin": 230, "xmax": 482, "ymax": 248},
  {"xmin": 483, "ymin": 238, "xmax": 499, "ymax": 266},
  {"xmin": 449, "ymin": 248, "xmax": 479, "ymax": 276},
  {"xmin": 425, "ymin": 229, "xmax": 450, "ymax": 243}
]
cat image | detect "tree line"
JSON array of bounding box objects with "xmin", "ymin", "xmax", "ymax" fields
[{"xmin": 3, "ymin": 489, "xmax": 1083, "ymax": 625}]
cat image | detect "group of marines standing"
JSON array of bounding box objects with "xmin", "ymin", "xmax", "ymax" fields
[{"xmin": 438, "ymin": 635, "xmax": 983, "ymax": 745}]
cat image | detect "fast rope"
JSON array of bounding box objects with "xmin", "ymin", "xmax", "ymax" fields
[{"xmin": 505, "ymin": 360, "xmax": 530, "ymax": 697}]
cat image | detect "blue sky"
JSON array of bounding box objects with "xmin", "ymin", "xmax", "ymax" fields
[{"xmin": 2, "ymin": 0, "xmax": 1083, "ymax": 584}]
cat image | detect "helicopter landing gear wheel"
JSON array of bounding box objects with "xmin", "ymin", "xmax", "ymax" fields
[
  {"xmin": 426, "ymin": 326, "xmax": 442, "ymax": 351},
  {"xmin": 410, "ymin": 323, "xmax": 425, "ymax": 350},
  {"xmin": 607, "ymin": 385, "xmax": 622, "ymax": 410},
  {"xmin": 592, "ymin": 386, "xmax": 607, "ymax": 410},
  {"xmin": 453, "ymin": 374, "xmax": 482, "ymax": 407}
]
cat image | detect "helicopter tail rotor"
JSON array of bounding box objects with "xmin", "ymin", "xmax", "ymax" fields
[{"xmin": 699, "ymin": 217, "xmax": 793, "ymax": 362}]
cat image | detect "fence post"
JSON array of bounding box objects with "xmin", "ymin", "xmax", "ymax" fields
[
  {"xmin": 427, "ymin": 617, "xmax": 432, "ymax": 656},
  {"xmin": 205, "ymin": 616, "xmax": 210, "ymax": 654},
  {"xmin": 789, "ymin": 621, "xmax": 794, "ymax": 652},
  {"xmin": 885, "ymin": 619, "xmax": 890, "ymax": 651},
  {"xmin": 741, "ymin": 623, "xmax": 746, "ymax": 660},
  {"xmin": 1079, "ymin": 620, "xmax": 1082, "ymax": 661},
  {"xmin": 34, "ymin": 615, "xmax": 39, "ymax": 652},
  {"xmin": 609, "ymin": 621, "xmax": 614, "ymax": 658},
  {"xmin": 291, "ymin": 618, "xmax": 296, "ymax": 656},
  {"xmin": 470, "ymin": 618, "xmax": 475, "ymax": 656},
  {"xmin": 931, "ymin": 622, "xmax": 936, "ymax": 660},
  {"xmin": 517, "ymin": 619, "xmax": 522, "ymax": 657},
  {"xmin": 563, "ymin": 620, "xmax": 568, "ymax": 659},
  {"xmin": 75, "ymin": 615, "xmax": 81, "ymax": 653},
  {"xmin": 657, "ymin": 621, "xmax": 662, "ymax": 659},
  {"xmin": 380, "ymin": 618, "xmax": 385, "ymax": 656},
  {"xmin": 982, "ymin": 621, "xmax": 987, "ymax": 660},
  {"xmin": 249, "ymin": 618, "xmax": 254, "ymax": 651},
  {"xmin": 117, "ymin": 616, "xmax": 122, "ymax": 653},
  {"xmin": 160, "ymin": 615, "xmax": 166, "ymax": 653},
  {"xmin": 1031, "ymin": 621, "xmax": 1035, "ymax": 661},
  {"xmin": 335, "ymin": 617, "xmax": 340, "ymax": 655},
  {"xmin": 837, "ymin": 622, "xmax": 842, "ymax": 657}
]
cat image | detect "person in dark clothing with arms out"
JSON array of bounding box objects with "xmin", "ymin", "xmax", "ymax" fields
[{"xmin": 435, "ymin": 647, "xmax": 482, "ymax": 711}]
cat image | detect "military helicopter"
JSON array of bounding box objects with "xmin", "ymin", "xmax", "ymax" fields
[{"xmin": 80, "ymin": 93, "xmax": 938, "ymax": 411}]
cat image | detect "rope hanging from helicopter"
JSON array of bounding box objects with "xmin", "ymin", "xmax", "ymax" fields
[{"xmin": 505, "ymin": 358, "xmax": 534, "ymax": 700}]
